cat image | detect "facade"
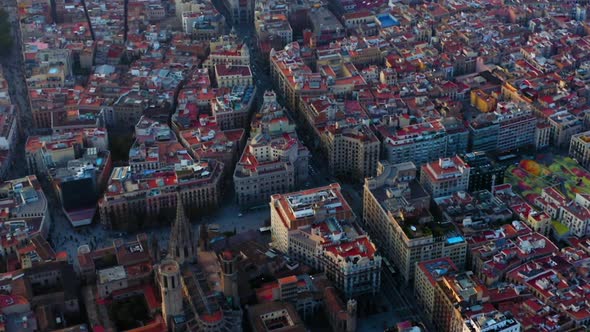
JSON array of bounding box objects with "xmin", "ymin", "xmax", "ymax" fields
[
  {"xmin": 204, "ymin": 35, "xmax": 250, "ymax": 69},
  {"xmin": 51, "ymin": 149, "xmax": 112, "ymax": 227},
  {"xmin": 322, "ymin": 124, "xmax": 379, "ymax": 180},
  {"xmin": 548, "ymin": 111, "xmax": 583, "ymax": 148},
  {"xmin": 414, "ymin": 258, "xmax": 458, "ymax": 325},
  {"xmin": 380, "ymin": 120, "xmax": 449, "ymax": 167},
  {"xmin": 214, "ymin": 64, "xmax": 253, "ymax": 88},
  {"xmin": 363, "ymin": 161, "xmax": 467, "ymax": 282},
  {"xmin": 434, "ymin": 272, "xmax": 489, "ymax": 332},
  {"xmin": 420, "ymin": 156, "xmax": 471, "ymax": 198},
  {"xmin": 535, "ymin": 122, "xmax": 551, "ymax": 150},
  {"xmin": 495, "ymin": 102, "xmax": 536, "ymax": 152},
  {"xmin": 98, "ymin": 160, "xmax": 223, "ymax": 230},
  {"xmin": 289, "ymin": 217, "xmax": 382, "ymax": 298},
  {"xmin": 569, "ymin": 131, "xmax": 590, "ymax": 170},
  {"xmin": 461, "ymin": 152, "xmax": 506, "ymax": 192},
  {"xmin": 468, "ymin": 120, "xmax": 499, "ymax": 153}
]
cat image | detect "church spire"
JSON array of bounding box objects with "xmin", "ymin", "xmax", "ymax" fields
[{"xmin": 168, "ymin": 192, "xmax": 197, "ymax": 265}]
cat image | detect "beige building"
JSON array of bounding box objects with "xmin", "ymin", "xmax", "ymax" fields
[
  {"xmin": 434, "ymin": 272, "xmax": 489, "ymax": 332},
  {"xmin": 289, "ymin": 218, "xmax": 382, "ymax": 298},
  {"xmin": 270, "ymin": 184, "xmax": 380, "ymax": 298},
  {"xmin": 215, "ymin": 64, "xmax": 253, "ymax": 88},
  {"xmin": 414, "ymin": 258, "xmax": 458, "ymax": 325},
  {"xmin": 420, "ymin": 156, "xmax": 470, "ymax": 198},
  {"xmin": 270, "ymin": 183, "xmax": 355, "ymax": 254},
  {"xmin": 321, "ymin": 124, "xmax": 379, "ymax": 180},
  {"xmin": 569, "ymin": 130, "xmax": 590, "ymax": 170},
  {"xmin": 363, "ymin": 161, "xmax": 467, "ymax": 282},
  {"xmin": 204, "ymin": 35, "xmax": 250, "ymax": 70}
]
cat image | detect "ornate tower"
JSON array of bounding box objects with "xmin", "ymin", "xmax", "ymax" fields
[
  {"xmin": 219, "ymin": 250, "xmax": 240, "ymax": 308},
  {"xmin": 158, "ymin": 259, "xmax": 183, "ymax": 324},
  {"xmin": 346, "ymin": 299, "xmax": 357, "ymax": 332},
  {"xmin": 168, "ymin": 192, "xmax": 197, "ymax": 265}
]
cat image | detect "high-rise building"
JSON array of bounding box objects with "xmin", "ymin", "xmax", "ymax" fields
[
  {"xmin": 414, "ymin": 258, "xmax": 458, "ymax": 325},
  {"xmin": 270, "ymin": 183, "xmax": 355, "ymax": 253}
]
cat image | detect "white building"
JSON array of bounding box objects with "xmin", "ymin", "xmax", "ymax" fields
[
  {"xmin": 463, "ymin": 311, "xmax": 521, "ymax": 332},
  {"xmin": 420, "ymin": 156, "xmax": 470, "ymax": 198}
]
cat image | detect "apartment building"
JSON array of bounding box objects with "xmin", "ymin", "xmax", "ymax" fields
[
  {"xmin": 463, "ymin": 311, "xmax": 521, "ymax": 332},
  {"xmin": 179, "ymin": 127, "xmax": 245, "ymax": 177},
  {"xmin": 234, "ymin": 91, "xmax": 308, "ymax": 206},
  {"xmin": 379, "ymin": 120, "xmax": 449, "ymax": 167},
  {"xmin": 25, "ymin": 129, "xmax": 109, "ymax": 175},
  {"xmin": 270, "ymin": 184, "xmax": 380, "ymax": 298},
  {"xmin": 569, "ymin": 130, "xmax": 590, "ymax": 170},
  {"xmin": 98, "ymin": 160, "xmax": 223, "ymax": 230},
  {"xmin": 211, "ymin": 86, "xmax": 256, "ymax": 130},
  {"xmin": 270, "ymin": 184, "xmax": 355, "ymax": 253},
  {"xmin": 435, "ymin": 272, "xmax": 489, "ymax": 332},
  {"xmin": 494, "ymin": 102, "xmax": 536, "ymax": 152},
  {"xmin": 270, "ymin": 43, "xmax": 329, "ymax": 112},
  {"xmin": 420, "ymin": 156, "xmax": 471, "ymax": 198},
  {"xmin": 215, "ymin": 64, "xmax": 253, "ymax": 88},
  {"xmin": 468, "ymin": 102, "xmax": 536, "ymax": 153},
  {"xmin": 203, "ymin": 36, "xmax": 250, "ymax": 70},
  {"xmin": 414, "ymin": 258, "xmax": 458, "ymax": 325},
  {"xmin": 289, "ymin": 218, "xmax": 382, "ymax": 298},
  {"xmin": 363, "ymin": 161, "xmax": 466, "ymax": 282},
  {"xmin": 549, "ymin": 111, "xmax": 583, "ymax": 148},
  {"xmin": 321, "ymin": 124, "xmax": 379, "ymax": 180}
]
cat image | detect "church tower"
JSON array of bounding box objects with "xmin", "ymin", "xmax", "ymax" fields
[
  {"xmin": 158, "ymin": 259, "xmax": 183, "ymax": 324},
  {"xmin": 219, "ymin": 250, "xmax": 240, "ymax": 308},
  {"xmin": 346, "ymin": 299, "xmax": 357, "ymax": 332},
  {"xmin": 168, "ymin": 192, "xmax": 197, "ymax": 265}
]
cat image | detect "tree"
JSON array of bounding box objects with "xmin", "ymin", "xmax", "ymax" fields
[{"xmin": 0, "ymin": 9, "xmax": 13, "ymax": 57}]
